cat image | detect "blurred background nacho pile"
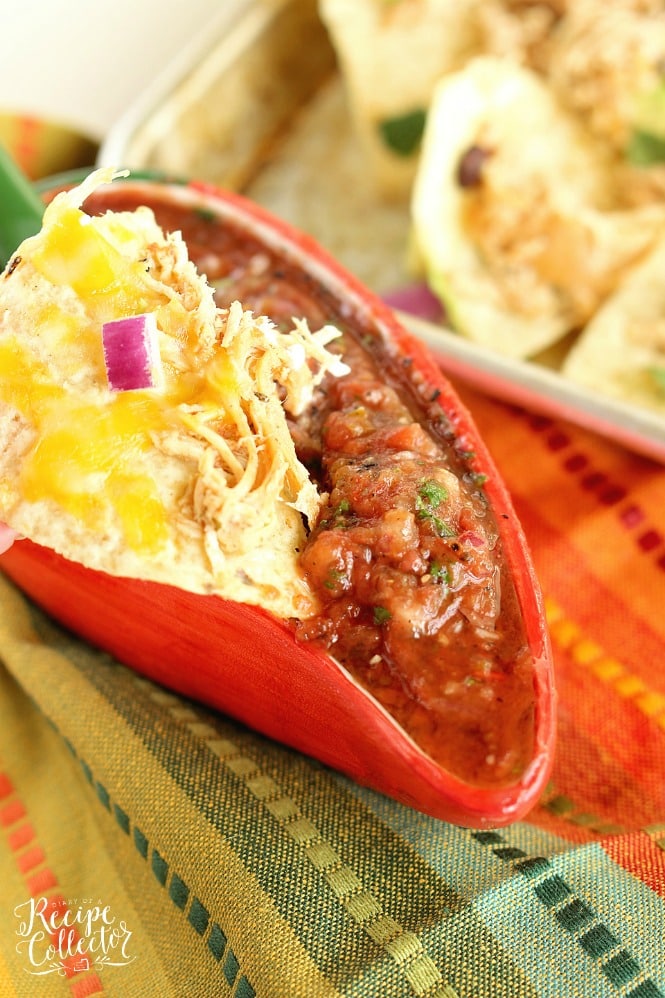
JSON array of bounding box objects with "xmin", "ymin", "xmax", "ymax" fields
[{"xmin": 87, "ymin": 0, "xmax": 665, "ymax": 454}]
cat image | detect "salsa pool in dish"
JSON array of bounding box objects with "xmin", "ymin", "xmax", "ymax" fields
[{"xmin": 75, "ymin": 183, "xmax": 537, "ymax": 790}]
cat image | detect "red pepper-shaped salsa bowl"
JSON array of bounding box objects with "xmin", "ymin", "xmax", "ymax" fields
[{"xmin": 0, "ymin": 175, "xmax": 556, "ymax": 827}]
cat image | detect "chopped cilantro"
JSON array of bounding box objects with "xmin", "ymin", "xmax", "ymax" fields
[
  {"xmin": 649, "ymin": 366, "xmax": 665, "ymax": 394},
  {"xmin": 627, "ymin": 129, "xmax": 665, "ymax": 166},
  {"xmin": 324, "ymin": 569, "xmax": 349, "ymax": 591},
  {"xmin": 421, "ymin": 511, "xmax": 455, "ymax": 538},
  {"xmin": 332, "ymin": 500, "xmax": 351, "ymax": 526},
  {"xmin": 415, "ymin": 479, "xmax": 455, "ymax": 538},
  {"xmin": 378, "ymin": 108, "xmax": 427, "ymax": 157},
  {"xmin": 194, "ymin": 206, "xmax": 217, "ymax": 222},
  {"xmin": 470, "ymin": 471, "xmax": 488, "ymax": 487},
  {"xmin": 321, "ymin": 499, "xmax": 352, "ymax": 529},
  {"xmin": 373, "ymin": 606, "xmax": 392, "ymax": 625},
  {"xmin": 417, "ymin": 479, "xmax": 448, "ymax": 506},
  {"xmin": 430, "ymin": 561, "xmax": 451, "ymax": 584}
]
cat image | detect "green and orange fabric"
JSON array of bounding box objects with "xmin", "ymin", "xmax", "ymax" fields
[{"xmin": 0, "ymin": 386, "xmax": 664, "ymax": 997}]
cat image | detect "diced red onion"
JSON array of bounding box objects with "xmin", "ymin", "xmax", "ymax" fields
[
  {"xmin": 382, "ymin": 282, "xmax": 445, "ymax": 323},
  {"xmin": 102, "ymin": 313, "xmax": 163, "ymax": 391},
  {"xmin": 459, "ymin": 530, "xmax": 485, "ymax": 548}
]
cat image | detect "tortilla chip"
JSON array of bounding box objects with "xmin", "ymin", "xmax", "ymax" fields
[
  {"xmin": 561, "ymin": 236, "xmax": 665, "ymax": 416},
  {"xmin": 411, "ymin": 56, "xmax": 665, "ymax": 357},
  {"xmin": 0, "ymin": 170, "xmax": 345, "ymax": 618}
]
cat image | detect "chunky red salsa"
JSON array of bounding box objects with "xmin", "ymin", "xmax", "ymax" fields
[{"xmin": 82, "ymin": 186, "xmax": 535, "ymax": 788}]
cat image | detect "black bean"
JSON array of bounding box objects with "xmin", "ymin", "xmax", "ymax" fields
[{"xmin": 457, "ymin": 145, "xmax": 491, "ymax": 188}]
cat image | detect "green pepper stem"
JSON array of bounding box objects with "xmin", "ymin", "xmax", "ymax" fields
[{"xmin": 0, "ymin": 143, "xmax": 44, "ymax": 270}]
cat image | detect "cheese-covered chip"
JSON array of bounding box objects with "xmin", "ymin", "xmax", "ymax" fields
[{"xmin": 0, "ymin": 169, "xmax": 345, "ymax": 618}]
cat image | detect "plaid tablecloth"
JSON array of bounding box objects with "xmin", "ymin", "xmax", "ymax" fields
[{"xmin": 0, "ymin": 384, "xmax": 664, "ymax": 998}]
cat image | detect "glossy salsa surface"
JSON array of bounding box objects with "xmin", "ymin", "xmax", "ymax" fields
[{"xmin": 82, "ymin": 185, "xmax": 536, "ymax": 790}]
